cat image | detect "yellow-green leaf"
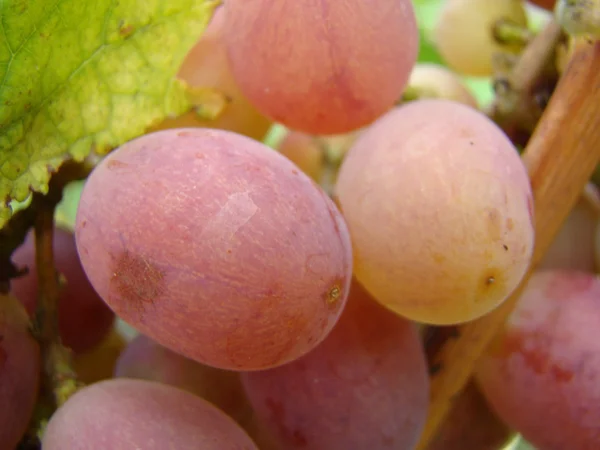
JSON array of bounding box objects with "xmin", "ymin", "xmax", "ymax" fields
[{"xmin": 0, "ymin": 0, "xmax": 219, "ymax": 228}]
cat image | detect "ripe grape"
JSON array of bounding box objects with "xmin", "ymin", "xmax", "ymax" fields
[
  {"xmin": 407, "ymin": 63, "xmax": 478, "ymax": 108},
  {"xmin": 223, "ymin": 0, "xmax": 419, "ymax": 135},
  {"xmin": 42, "ymin": 378, "xmax": 259, "ymax": 449},
  {"xmin": 277, "ymin": 131, "xmax": 325, "ymax": 183},
  {"xmin": 150, "ymin": 7, "xmax": 272, "ymax": 141},
  {"xmin": 538, "ymin": 186, "xmax": 599, "ymax": 272},
  {"xmin": 335, "ymin": 99, "xmax": 534, "ymax": 325},
  {"xmin": 115, "ymin": 334, "xmax": 253, "ymax": 426},
  {"xmin": 75, "ymin": 128, "xmax": 353, "ymax": 371},
  {"xmin": 428, "ymin": 380, "xmax": 512, "ymax": 450},
  {"xmin": 434, "ymin": 0, "xmax": 528, "ymax": 77},
  {"xmin": 241, "ymin": 279, "xmax": 429, "ymax": 450},
  {"xmin": 0, "ymin": 294, "xmax": 41, "ymax": 449},
  {"xmin": 476, "ymin": 270, "xmax": 600, "ymax": 449},
  {"xmin": 11, "ymin": 227, "xmax": 115, "ymax": 354},
  {"xmin": 72, "ymin": 328, "xmax": 126, "ymax": 385}
]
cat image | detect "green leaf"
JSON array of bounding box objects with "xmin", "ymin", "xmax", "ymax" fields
[{"xmin": 0, "ymin": 0, "xmax": 219, "ymax": 228}]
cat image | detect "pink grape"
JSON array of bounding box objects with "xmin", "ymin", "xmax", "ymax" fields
[
  {"xmin": 42, "ymin": 378, "xmax": 258, "ymax": 449},
  {"xmin": 115, "ymin": 334, "xmax": 253, "ymax": 426},
  {"xmin": 223, "ymin": 0, "xmax": 419, "ymax": 135},
  {"xmin": 427, "ymin": 380, "xmax": 512, "ymax": 450},
  {"xmin": 335, "ymin": 99, "xmax": 534, "ymax": 325},
  {"xmin": 75, "ymin": 128, "xmax": 353, "ymax": 371},
  {"xmin": 241, "ymin": 279, "xmax": 429, "ymax": 450},
  {"xmin": 0, "ymin": 294, "xmax": 41, "ymax": 449},
  {"xmin": 476, "ymin": 270, "xmax": 600, "ymax": 449},
  {"xmin": 11, "ymin": 227, "xmax": 115, "ymax": 354},
  {"xmin": 538, "ymin": 186, "xmax": 599, "ymax": 272}
]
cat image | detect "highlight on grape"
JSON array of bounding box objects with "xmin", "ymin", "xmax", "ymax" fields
[{"xmin": 3, "ymin": 1, "xmax": 600, "ymax": 449}]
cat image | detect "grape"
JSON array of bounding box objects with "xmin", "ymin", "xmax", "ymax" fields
[
  {"xmin": 75, "ymin": 128, "xmax": 353, "ymax": 371},
  {"xmin": 223, "ymin": 0, "xmax": 419, "ymax": 135},
  {"xmin": 42, "ymin": 378, "xmax": 259, "ymax": 449},
  {"xmin": 476, "ymin": 270, "xmax": 600, "ymax": 449},
  {"xmin": 538, "ymin": 187, "xmax": 599, "ymax": 272},
  {"xmin": 434, "ymin": 0, "xmax": 528, "ymax": 77},
  {"xmin": 241, "ymin": 279, "xmax": 429, "ymax": 450},
  {"xmin": 115, "ymin": 333, "xmax": 253, "ymax": 426},
  {"xmin": 72, "ymin": 328, "xmax": 126, "ymax": 385},
  {"xmin": 149, "ymin": 7, "xmax": 272, "ymax": 141},
  {"xmin": 334, "ymin": 99, "xmax": 534, "ymax": 325},
  {"xmin": 427, "ymin": 380, "xmax": 512, "ymax": 450},
  {"xmin": 11, "ymin": 227, "xmax": 115, "ymax": 354},
  {"xmin": 277, "ymin": 131, "xmax": 325, "ymax": 183},
  {"xmin": 407, "ymin": 63, "xmax": 478, "ymax": 108},
  {"xmin": 0, "ymin": 294, "xmax": 41, "ymax": 449}
]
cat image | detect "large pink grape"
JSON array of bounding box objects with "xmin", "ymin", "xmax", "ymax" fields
[
  {"xmin": 223, "ymin": 0, "xmax": 419, "ymax": 135},
  {"xmin": 75, "ymin": 128, "xmax": 352, "ymax": 371},
  {"xmin": 42, "ymin": 378, "xmax": 258, "ymax": 449},
  {"xmin": 11, "ymin": 227, "xmax": 115, "ymax": 354},
  {"xmin": 476, "ymin": 270, "xmax": 600, "ymax": 449},
  {"xmin": 335, "ymin": 99, "xmax": 534, "ymax": 325},
  {"xmin": 242, "ymin": 279, "xmax": 429, "ymax": 450},
  {"xmin": 0, "ymin": 294, "xmax": 41, "ymax": 449}
]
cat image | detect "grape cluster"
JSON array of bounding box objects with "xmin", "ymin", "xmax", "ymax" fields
[{"xmin": 4, "ymin": 1, "xmax": 600, "ymax": 450}]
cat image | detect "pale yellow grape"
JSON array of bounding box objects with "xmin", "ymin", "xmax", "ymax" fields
[
  {"xmin": 407, "ymin": 63, "xmax": 478, "ymax": 108},
  {"xmin": 277, "ymin": 131, "xmax": 325, "ymax": 183},
  {"xmin": 335, "ymin": 99, "xmax": 535, "ymax": 325},
  {"xmin": 434, "ymin": 0, "xmax": 528, "ymax": 77}
]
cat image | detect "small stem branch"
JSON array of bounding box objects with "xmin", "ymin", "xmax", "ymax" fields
[
  {"xmin": 34, "ymin": 199, "xmax": 61, "ymax": 344},
  {"xmin": 493, "ymin": 18, "xmax": 533, "ymax": 47},
  {"xmin": 417, "ymin": 37, "xmax": 600, "ymax": 450},
  {"xmin": 32, "ymin": 194, "xmax": 81, "ymax": 410},
  {"xmin": 490, "ymin": 20, "xmax": 563, "ymax": 140}
]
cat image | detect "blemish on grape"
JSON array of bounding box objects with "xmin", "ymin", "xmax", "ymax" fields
[
  {"xmin": 106, "ymin": 159, "xmax": 130, "ymax": 170},
  {"xmin": 109, "ymin": 249, "xmax": 166, "ymax": 319}
]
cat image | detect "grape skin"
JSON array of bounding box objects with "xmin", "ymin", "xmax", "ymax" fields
[
  {"xmin": 476, "ymin": 270, "xmax": 600, "ymax": 450},
  {"xmin": 434, "ymin": 0, "xmax": 528, "ymax": 77},
  {"xmin": 149, "ymin": 7, "xmax": 272, "ymax": 141},
  {"xmin": 11, "ymin": 228, "xmax": 115, "ymax": 354},
  {"xmin": 335, "ymin": 99, "xmax": 535, "ymax": 325},
  {"xmin": 42, "ymin": 378, "xmax": 259, "ymax": 449},
  {"xmin": 538, "ymin": 189, "xmax": 599, "ymax": 272},
  {"xmin": 241, "ymin": 279, "xmax": 429, "ymax": 450},
  {"xmin": 0, "ymin": 294, "xmax": 41, "ymax": 449},
  {"xmin": 427, "ymin": 380, "xmax": 512, "ymax": 450},
  {"xmin": 223, "ymin": 0, "xmax": 419, "ymax": 135},
  {"xmin": 115, "ymin": 333, "xmax": 253, "ymax": 426},
  {"xmin": 75, "ymin": 128, "xmax": 353, "ymax": 371}
]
